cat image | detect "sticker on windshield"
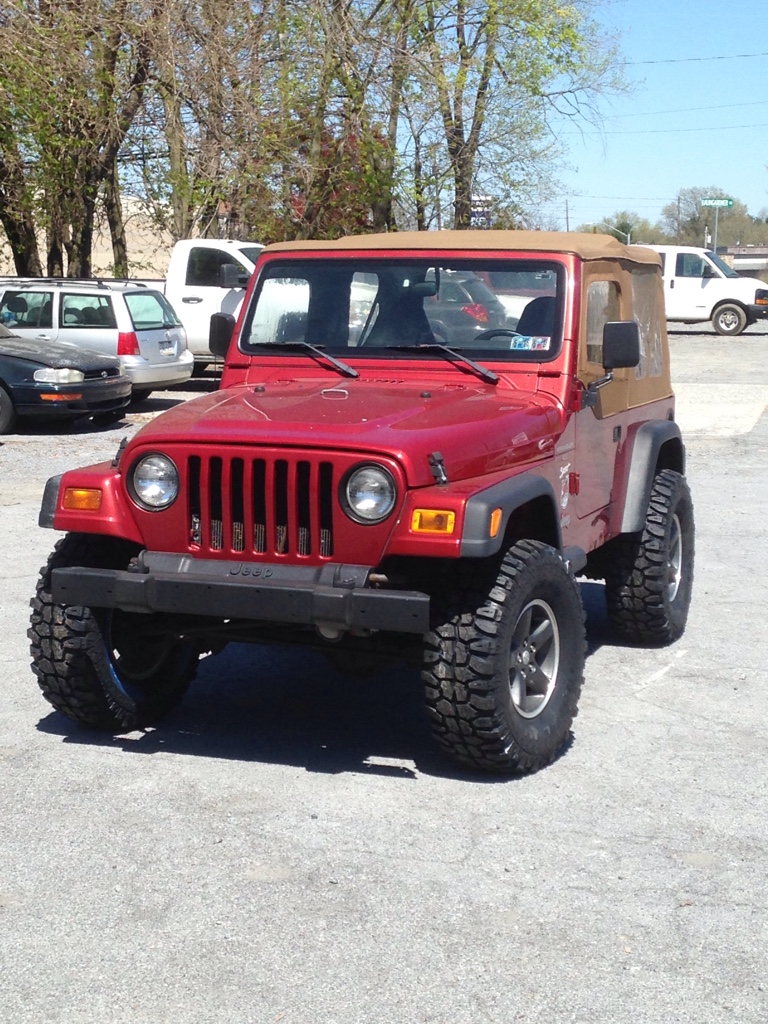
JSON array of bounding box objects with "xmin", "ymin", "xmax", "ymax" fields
[{"xmin": 511, "ymin": 335, "xmax": 551, "ymax": 351}]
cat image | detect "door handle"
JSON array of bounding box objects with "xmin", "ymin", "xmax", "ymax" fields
[
  {"xmin": 36, "ymin": 333, "xmax": 50, "ymax": 339},
  {"xmin": 670, "ymin": 280, "xmax": 675, "ymax": 289},
  {"xmin": 182, "ymin": 297, "xmax": 204, "ymax": 304}
]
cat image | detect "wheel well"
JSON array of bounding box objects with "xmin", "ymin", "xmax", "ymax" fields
[
  {"xmin": 656, "ymin": 436, "xmax": 684, "ymax": 475},
  {"xmin": 502, "ymin": 496, "xmax": 560, "ymax": 549},
  {"xmin": 712, "ymin": 299, "xmax": 747, "ymax": 317}
]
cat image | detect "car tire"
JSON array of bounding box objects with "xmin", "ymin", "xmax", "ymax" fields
[
  {"xmin": 0, "ymin": 384, "xmax": 18, "ymax": 434},
  {"xmin": 130, "ymin": 388, "xmax": 152, "ymax": 404},
  {"xmin": 29, "ymin": 533, "xmax": 199, "ymax": 731},
  {"xmin": 712, "ymin": 303, "xmax": 747, "ymax": 336},
  {"xmin": 91, "ymin": 410, "xmax": 126, "ymax": 427},
  {"xmin": 604, "ymin": 469, "xmax": 694, "ymax": 645},
  {"xmin": 422, "ymin": 539, "xmax": 586, "ymax": 775}
]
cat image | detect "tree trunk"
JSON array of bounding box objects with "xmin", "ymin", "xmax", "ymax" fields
[
  {"xmin": 0, "ymin": 149, "xmax": 43, "ymax": 275},
  {"xmin": 105, "ymin": 159, "xmax": 129, "ymax": 277}
]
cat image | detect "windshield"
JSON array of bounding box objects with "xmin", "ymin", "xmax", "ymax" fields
[
  {"xmin": 706, "ymin": 251, "xmax": 740, "ymax": 278},
  {"xmin": 241, "ymin": 258, "xmax": 563, "ymax": 362},
  {"xmin": 238, "ymin": 245, "xmax": 264, "ymax": 265}
]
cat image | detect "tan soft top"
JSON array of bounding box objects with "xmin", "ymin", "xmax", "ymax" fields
[{"xmin": 262, "ymin": 230, "xmax": 661, "ymax": 265}]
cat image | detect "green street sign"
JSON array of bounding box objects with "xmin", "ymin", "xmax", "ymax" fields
[{"xmin": 701, "ymin": 198, "xmax": 733, "ymax": 207}]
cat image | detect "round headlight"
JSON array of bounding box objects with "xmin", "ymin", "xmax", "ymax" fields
[
  {"xmin": 131, "ymin": 454, "xmax": 179, "ymax": 510},
  {"xmin": 344, "ymin": 465, "xmax": 397, "ymax": 523}
]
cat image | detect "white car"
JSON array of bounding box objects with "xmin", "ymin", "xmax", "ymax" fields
[{"xmin": 0, "ymin": 279, "xmax": 193, "ymax": 401}]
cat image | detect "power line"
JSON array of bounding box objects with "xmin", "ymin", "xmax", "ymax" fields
[
  {"xmin": 607, "ymin": 99, "xmax": 768, "ymax": 119},
  {"xmin": 564, "ymin": 121, "xmax": 768, "ymax": 136},
  {"xmin": 626, "ymin": 51, "xmax": 768, "ymax": 66}
]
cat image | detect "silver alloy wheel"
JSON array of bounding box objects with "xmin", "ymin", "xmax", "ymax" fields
[
  {"xmin": 509, "ymin": 598, "xmax": 560, "ymax": 719},
  {"xmin": 718, "ymin": 309, "xmax": 739, "ymax": 332},
  {"xmin": 667, "ymin": 513, "xmax": 683, "ymax": 601}
]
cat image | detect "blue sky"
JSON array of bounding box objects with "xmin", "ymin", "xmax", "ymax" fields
[{"xmin": 541, "ymin": 0, "xmax": 768, "ymax": 229}]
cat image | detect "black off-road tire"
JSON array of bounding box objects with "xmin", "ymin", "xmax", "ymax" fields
[
  {"xmin": 712, "ymin": 303, "xmax": 747, "ymax": 336},
  {"xmin": 29, "ymin": 533, "xmax": 199, "ymax": 730},
  {"xmin": 0, "ymin": 384, "xmax": 17, "ymax": 434},
  {"xmin": 422, "ymin": 539, "xmax": 586, "ymax": 775},
  {"xmin": 604, "ymin": 469, "xmax": 694, "ymax": 645}
]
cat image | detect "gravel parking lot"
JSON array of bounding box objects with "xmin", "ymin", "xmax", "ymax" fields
[{"xmin": 1, "ymin": 325, "xmax": 767, "ymax": 1024}]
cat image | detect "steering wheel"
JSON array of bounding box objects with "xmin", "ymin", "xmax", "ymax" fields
[{"xmin": 472, "ymin": 328, "xmax": 523, "ymax": 341}]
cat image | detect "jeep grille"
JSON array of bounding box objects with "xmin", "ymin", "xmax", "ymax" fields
[{"xmin": 188, "ymin": 454, "xmax": 335, "ymax": 558}]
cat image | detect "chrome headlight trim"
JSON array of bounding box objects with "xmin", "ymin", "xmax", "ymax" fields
[
  {"xmin": 129, "ymin": 453, "xmax": 180, "ymax": 511},
  {"xmin": 341, "ymin": 463, "xmax": 397, "ymax": 524}
]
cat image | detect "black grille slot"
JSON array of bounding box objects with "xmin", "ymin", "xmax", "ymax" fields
[
  {"xmin": 231, "ymin": 458, "xmax": 245, "ymax": 552},
  {"xmin": 209, "ymin": 457, "xmax": 223, "ymax": 550},
  {"xmin": 189, "ymin": 453, "xmax": 335, "ymax": 559},
  {"xmin": 252, "ymin": 459, "xmax": 267, "ymax": 552}
]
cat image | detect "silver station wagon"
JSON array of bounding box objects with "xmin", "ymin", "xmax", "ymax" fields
[{"xmin": 0, "ymin": 279, "xmax": 194, "ymax": 402}]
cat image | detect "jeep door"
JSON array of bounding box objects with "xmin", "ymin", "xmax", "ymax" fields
[{"xmin": 573, "ymin": 266, "xmax": 628, "ymax": 520}]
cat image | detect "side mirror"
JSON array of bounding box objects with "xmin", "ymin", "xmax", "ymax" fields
[
  {"xmin": 220, "ymin": 263, "xmax": 250, "ymax": 289},
  {"xmin": 701, "ymin": 263, "xmax": 716, "ymax": 279},
  {"xmin": 602, "ymin": 321, "xmax": 640, "ymax": 370},
  {"xmin": 209, "ymin": 312, "xmax": 236, "ymax": 358}
]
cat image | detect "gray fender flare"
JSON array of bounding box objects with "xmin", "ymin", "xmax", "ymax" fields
[
  {"xmin": 39, "ymin": 474, "xmax": 63, "ymax": 529},
  {"xmin": 620, "ymin": 420, "xmax": 684, "ymax": 533},
  {"xmin": 460, "ymin": 474, "xmax": 561, "ymax": 559}
]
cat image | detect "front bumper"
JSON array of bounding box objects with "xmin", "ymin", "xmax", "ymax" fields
[
  {"xmin": 746, "ymin": 303, "xmax": 768, "ymax": 322},
  {"xmin": 51, "ymin": 552, "xmax": 430, "ymax": 635},
  {"xmin": 14, "ymin": 374, "xmax": 132, "ymax": 418}
]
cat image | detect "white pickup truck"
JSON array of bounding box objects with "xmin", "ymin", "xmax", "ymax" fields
[
  {"xmin": 147, "ymin": 238, "xmax": 263, "ymax": 368},
  {"xmin": 643, "ymin": 244, "xmax": 768, "ymax": 336}
]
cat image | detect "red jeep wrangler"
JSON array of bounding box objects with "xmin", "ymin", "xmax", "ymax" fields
[{"xmin": 29, "ymin": 231, "xmax": 694, "ymax": 774}]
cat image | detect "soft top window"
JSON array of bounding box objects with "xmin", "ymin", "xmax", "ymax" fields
[{"xmin": 241, "ymin": 258, "xmax": 564, "ymax": 362}]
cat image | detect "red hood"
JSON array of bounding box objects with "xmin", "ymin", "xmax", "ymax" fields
[{"xmin": 131, "ymin": 376, "xmax": 563, "ymax": 485}]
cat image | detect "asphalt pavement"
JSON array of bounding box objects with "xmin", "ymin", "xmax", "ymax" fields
[{"xmin": 0, "ymin": 325, "xmax": 766, "ymax": 1024}]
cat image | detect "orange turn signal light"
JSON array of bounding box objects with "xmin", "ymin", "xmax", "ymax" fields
[
  {"xmin": 411, "ymin": 509, "xmax": 455, "ymax": 534},
  {"xmin": 63, "ymin": 487, "xmax": 103, "ymax": 511},
  {"xmin": 489, "ymin": 507, "xmax": 503, "ymax": 538},
  {"xmin": 40, "ymin": 393, "xmax": 82, "ymax": 402}
]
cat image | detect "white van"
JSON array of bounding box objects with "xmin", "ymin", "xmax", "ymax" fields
[{"xmin": 643, "ymin": 244, "xmax": 768, "ymax": 336}]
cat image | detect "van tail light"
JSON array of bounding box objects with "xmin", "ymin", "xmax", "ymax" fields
[
  {"xmin": 462, "ymin": 303, "xmax": 489, "ymax": 324},
  {"xmin": 117, "ymin": 331, "xmax": 140, "ymax": 356}
]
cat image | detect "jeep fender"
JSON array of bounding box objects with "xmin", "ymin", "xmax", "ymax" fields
[
  {"xmin": 461, "ymin": 474, "xmax": 562, "ymax": 559},
  {"xmin": 620, "ymin": 420, "xmax": 685, "ymax": 533}
]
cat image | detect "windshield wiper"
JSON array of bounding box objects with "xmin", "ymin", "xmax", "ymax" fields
[
  {"xmin": 257, "ymin": 341, "xmax": 359, "ymax": 379},
  {"xmin": 390, "ymin": 344, "xmax": 498, "ymax": 385}
]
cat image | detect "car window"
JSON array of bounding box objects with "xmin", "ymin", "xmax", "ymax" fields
[
  {"xmin": 125, "ymin": 291, "xmax": 180, "ymax": 330},
  {"xmin": 61, "ymin": 294, "xmax": 115, "ymax": 329},
  {"xmin": 631, "ymin": 270, "xmax": 663, "ymax": 378},
  {"xmin": 675, "ymin": 253, "xmax": 709, "ymax": 278},
  {"xmin": 0, "ymin": 291, "xmax": 53, "ymax": 328},
  {"xmin": 586, "ymin": 280, "xmax": 620, "ymax": 365},
  {"xmin": 186, "ymin": 247, "xmax": 249, "ymax": 287}
]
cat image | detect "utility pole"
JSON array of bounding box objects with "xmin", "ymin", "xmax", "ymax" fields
[
  {"xmin": 565, "ymin": 199, "xmax": 570, "ymax": 232},
  {"xmin": 676, "ymin": 194, "xmax": 681, "ymax": 243}
]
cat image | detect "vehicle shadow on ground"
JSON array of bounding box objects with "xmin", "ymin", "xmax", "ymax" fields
[{"xmin": 36, "ymin": 585, "xmax": 613, "ymax": 781}]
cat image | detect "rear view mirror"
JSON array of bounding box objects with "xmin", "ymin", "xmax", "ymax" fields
[
  {"xmin": 210, "ymin": 312, "xmax": 236, "ymax": 357},
  {"xmin": 220, "ymin": 263, "xmax": 250, "ymax": 289},
  {"xmin": 602, "ymin": 321, "xmax": 640, "ymax": 370}
]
